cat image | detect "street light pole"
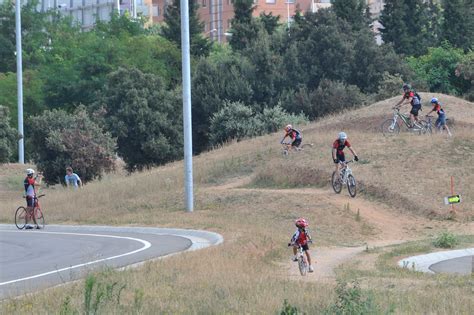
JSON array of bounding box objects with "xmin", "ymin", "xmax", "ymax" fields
[
  {"xmin": 181, "ymin": 0, "xmax": 194, "ymax": 212},
  {"xmin": 15, "ymin": 0, "xmax": 24, "ymax": 164}
]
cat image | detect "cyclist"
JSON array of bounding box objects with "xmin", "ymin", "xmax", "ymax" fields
[
  {"xmin": 332, "ymin": 132, "xmax": 359, "ymax": 175},
  {"xmin": 280, "ymin": 124, "xmax": 302, "ymax": 151},
  {"xmin": 394, "ymin": 83, "xmax": 422, "ymax": 128},
  {"xmin": 426, "ymin": 97, "xmax": 452, "ymax": 137},
  {"xmin": 23, "ymin": 168, "xmax": 43, "ymax": 229},
  {"xmin": 289, "ymin": 218, "xmax": 314, "ymax": 273},
  {"xmin": 65, "ymin": 167, "xmax": 83, "ymax": 189}
]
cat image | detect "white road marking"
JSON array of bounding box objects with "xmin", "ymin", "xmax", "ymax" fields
[{"xmin": 0, "ymin": 230, "xmax": 151, "ymax": 286}]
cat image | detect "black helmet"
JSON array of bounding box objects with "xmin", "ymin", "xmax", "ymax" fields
[{"xmin": 402, "ymin": 83, "xmax": 411, "ymax": 91}]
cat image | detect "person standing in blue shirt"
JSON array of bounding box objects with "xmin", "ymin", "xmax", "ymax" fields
[{"xmin": 65, "ymin": 167, "xmax": 83, "ymax": 189}]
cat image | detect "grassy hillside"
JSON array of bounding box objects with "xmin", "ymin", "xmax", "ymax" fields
[{"xmin": 0, "ymin": 93, "xmax": 473, "ymax": 314}]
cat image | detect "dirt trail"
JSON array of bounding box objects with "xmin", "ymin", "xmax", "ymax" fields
[{"xmin": 208, "ymin": 177, "xmax": 472, "ymax": 282}]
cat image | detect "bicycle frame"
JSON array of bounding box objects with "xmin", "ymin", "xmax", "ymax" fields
[{"xmin": 338, "ymin": 161, "xmax": 353, "ymax": 185}]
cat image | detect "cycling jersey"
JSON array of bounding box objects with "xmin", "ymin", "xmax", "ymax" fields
[
  {"xmin": 285, "ymin": 129, "xmax": 302, "ymax": 141},
  {"xmin": 333, "ymin": 139, "xmax": 351, "ymax": 156},
  {"xmin": 403, "ymin": 91, "xmax": 421, "ymax": 107},
  {"xmin": 24, "ymin": 177, "xmax": 36, "ymax": 197},
  {"xmin": 433, "ymin": 104, "xmax": 445, "ymax": 116},
  {"xmin": 291, "ymin": 228, "xmax": 311, "ymax": 246}
]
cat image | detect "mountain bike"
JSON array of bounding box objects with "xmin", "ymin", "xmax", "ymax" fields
[
  {"xmin": 331, "ymin": 160, "xmax": 357, "ymax": 197},
  {"xmin": 381, "ymin": 108, "xmax": 429, "ymax": 136},
  {"xmin": 288, "ymin": 242, "xmax": 312, "ymax": 276},
  {"xmin": 281, "ymin": 142, "xmax": 314, "ymax": 156},
  {"xmin": 15, "ymin": 194, "xmax": 45, "ymax": 229},
  {"xmin": 425, "ymin": 115, "xmax": 453, "ymax": 136}
]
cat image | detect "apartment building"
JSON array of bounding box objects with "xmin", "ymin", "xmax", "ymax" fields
[
  {"xmin": 2, "ymin": 0, "xmax": 156, "ymax": 29},
  {"xmin": 151, "ymin": 0, "xmax": 385, "ymax": 42}
]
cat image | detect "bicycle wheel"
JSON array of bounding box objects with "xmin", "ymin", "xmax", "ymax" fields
[
  {"xmin": 15, "ymin": 206, "xmax": 27, "ymax": 229},
  {"xmin": 417, "ymin": 120, "xmax": 431, "ymax": 135},
  {"xmin": 347, "ymin": 174, "xmax": 356, "ymax": 198},
  {"xmin": 331, "ymin": 171, "xmax": 342, "ymax": 193},
  {"xmin": 35, "ymin": 208, "xmax": 45, "ymax": 229},
  {"xmin": 381, "ymin": 119, "xmax": 400, "ymax": 136},
  {"xmin": 298, "ymin": 256, "xmax": 307, "ymax": 276}
]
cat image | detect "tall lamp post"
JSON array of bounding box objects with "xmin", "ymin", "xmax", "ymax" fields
[
  {"xmin": 16, "ymin": 0, "xmax": 24, "ymax": 164},
  {"xmin": 181, "ymin": 0, "xmax": 194, "ymax": 212}
]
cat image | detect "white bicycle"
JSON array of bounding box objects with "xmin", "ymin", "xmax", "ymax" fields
[{"xmin": 331, "ymin": 160, "xmax": 357, "ymax": 198}]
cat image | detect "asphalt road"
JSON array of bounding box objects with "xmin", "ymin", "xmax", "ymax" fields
[
  {"xmin": 0, "ymin": 225, "xmax": 194, "ymax": 299},
  {"xmin": 429, "ymin": 255, "xmax": 474, "ymax": 275}
]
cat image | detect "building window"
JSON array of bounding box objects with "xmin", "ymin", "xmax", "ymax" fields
[
  {"xmin": 202, "ymin": 0, "xmax": 207, "ymax": 7},
  {"xmin": 265, "ymin": 0, "xmax": 275, "ymax": 3}
]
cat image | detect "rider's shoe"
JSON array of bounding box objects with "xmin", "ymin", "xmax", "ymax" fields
[
  {"xmin": 292, "ymin": 256, "xmax": 298, "ymax": 262},
  {"xmin": 35, "ymin": 225, "xmax": 41, "ymax": 229},
  {"xmin": 25, "ymin": 225, "xmax": 33, "ymax": 229},
  {"xmin": 308, "ymin": 265, "xmax": 314, "ymax": 272}
]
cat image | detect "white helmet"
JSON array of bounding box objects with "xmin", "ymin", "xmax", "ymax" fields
[
  {"xmin": 338, "ymin": 132, "xmax": 347, "ymax": 141},
  {"xmin": 26, "ymin": 168, "xmax": 35, "ymax": 175},
  {"xmin": 285, "ymin": 124, "xmax": 292, "ymax": 132}
]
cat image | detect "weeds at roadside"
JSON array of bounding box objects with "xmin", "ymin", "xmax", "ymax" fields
[{"xmin": 433, "ymin": 231, "xmax": 459, "ymax": 248}]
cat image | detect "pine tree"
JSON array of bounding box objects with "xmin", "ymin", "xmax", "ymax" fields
[
  {"xmin": 380, "ymin": 0, "xmax": 433, "ymax": 56},
  {"xmin": 229, "ymin": 0, "xmax": 259, "ymax": 51},
  {"xmin": 331, "ymin": 0, "xmax": 369, "ymax": 30},
  {"xmin": 442, "ymin": 0, "xmax": 473, "ymax": 51},
  {"xmin": 162, "ymin": 0, "xmax": 211, "ymax": 57}
]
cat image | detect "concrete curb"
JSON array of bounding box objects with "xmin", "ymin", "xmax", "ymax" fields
[{"xmin": 398, "ymin": 248, "xmax": 474, "ymax": 274}]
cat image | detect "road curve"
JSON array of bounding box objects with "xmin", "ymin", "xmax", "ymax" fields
[{"xmin": 0, "ymin": 224, "xmax": 223, "ymax": 299}]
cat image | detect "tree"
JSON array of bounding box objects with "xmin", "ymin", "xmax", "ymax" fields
[
  {"xmin": 406, "ymin": 42, "xmax": 469, "ymax": 94},
  {"xmin": 331, "ymin": 0, "xmax": 369, "ymax": 31},
  {"xmin": 0, "ymin": 106, "xmax": 17, "ymax": 163},
  {"xmin": 442, "ymin": 0, "xmax": 474, "ymax": 51},
  {"xmin": 192, "ymin": 49, "xmax": 254, "ymax": 151},
  {"xmin": 28, "ymin": 108, "xmax": 116, "ymax": 184},
  {"xmin": 229, "ymin": 0, "xmax": 259, "ymax": 51},
  {"xmin": 0, "ymin": 0, "xmax": 50, "ymax": 72},
  {"xmin": 95, "ymin": 68, "xmax": 183, "ymax": 171},
  {"xmin": 380, "ymin": 0, "xmax": 434, "ymax": 56},
  {"xmin": 161, "ymin": 0, "xmax": 211, "ymax": 57}
]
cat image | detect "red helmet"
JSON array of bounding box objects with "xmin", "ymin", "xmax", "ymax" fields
[{"xmin": 295, "ymin": 218, "xmax": 308, "ymax": 228}]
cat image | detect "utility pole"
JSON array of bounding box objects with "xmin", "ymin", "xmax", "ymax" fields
[
  {"xmin": 181, "ymin": 0, "xmax": 194, "ymax": 212},
  {"xmin": 16, "ymin": 0, "xmax": 24, "ymax": 164}
]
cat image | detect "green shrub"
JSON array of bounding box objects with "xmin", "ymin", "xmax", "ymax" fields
[
  {"xmin": 209, "ymin": 100, "xmax": 263, "ymax": 145},
  {"xmin": 281, "ymin": 80, "xmax": 366, "ymax": 120},
  {"xmin": 28, "ymin": 108, "xmax": 116, "ymax": 185},
  {"xmin": 375, "ymin": 72, "xmax": 404, "ymax": 101},
  {"xmin": 324, "ymin": 280, "xmax": 389, "ymax": 315},
  {"xmin": 280, "ymin": 299, "xmax": 300, "ymax": 315},
  {"xmin": 433, "ymin": 232, "xmax": 459, "ymax": 248}
]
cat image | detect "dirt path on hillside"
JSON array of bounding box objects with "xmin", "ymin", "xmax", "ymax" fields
[{"xmin": 208, "ymin": 177, "xmax": 473, "ymax": 282}]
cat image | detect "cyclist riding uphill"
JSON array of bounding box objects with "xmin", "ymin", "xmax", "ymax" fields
[
  {"xmin": 426, "ymin": 97, "xmax": 452, "ymax": 137},
  {"xmin": 24, "ymin": 168, "xmax": 43, "ymax": 229},
  {"xmin": 332, "ymin": 132, "xmax": 359, "ymax": 174},
  {"xmin": 394, "ymin": 83, "xmax": 422, "ymax": 128},
  {"xmin": 289, "ymin": 218, "xmax": 314, "ymax": 272},
  {"xmin": 280, "ymin": 124, "xmax": 302, "ymax": 150}
]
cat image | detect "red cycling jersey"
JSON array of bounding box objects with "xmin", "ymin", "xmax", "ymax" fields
[{"xmin": 333, "ymin": 139, "xmax": 351, "ymax": 155}]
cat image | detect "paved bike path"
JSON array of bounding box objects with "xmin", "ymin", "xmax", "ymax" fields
[
  {"xmin": 0, "ymin": 224, "xmax": 223, "ymax": 299},
  {"xmin": 398, "ymin": 248, "xmax": 474, "ymax": 275}
]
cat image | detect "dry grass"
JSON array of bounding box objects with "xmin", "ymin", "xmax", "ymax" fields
[{"xmin": 0, "ymin": 93, "xmax": 473, "ymax": 314}]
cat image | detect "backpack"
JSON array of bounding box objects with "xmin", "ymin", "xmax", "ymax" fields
[{"xmin": 412, "ymin": 91, "xmax": 422, "ymax": 109}]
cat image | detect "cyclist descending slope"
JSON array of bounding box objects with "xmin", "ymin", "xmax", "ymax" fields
[
  {"xmin": 332, "ymin": 132, "xmax": 359, "ymax": 176},
  {"xmin": 280, "ymin": 124, "xmax": 302, "ymax": 151},
  {"xmin": 289, "ymin": 218, "xmax": 314, "ymax": 273}
]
